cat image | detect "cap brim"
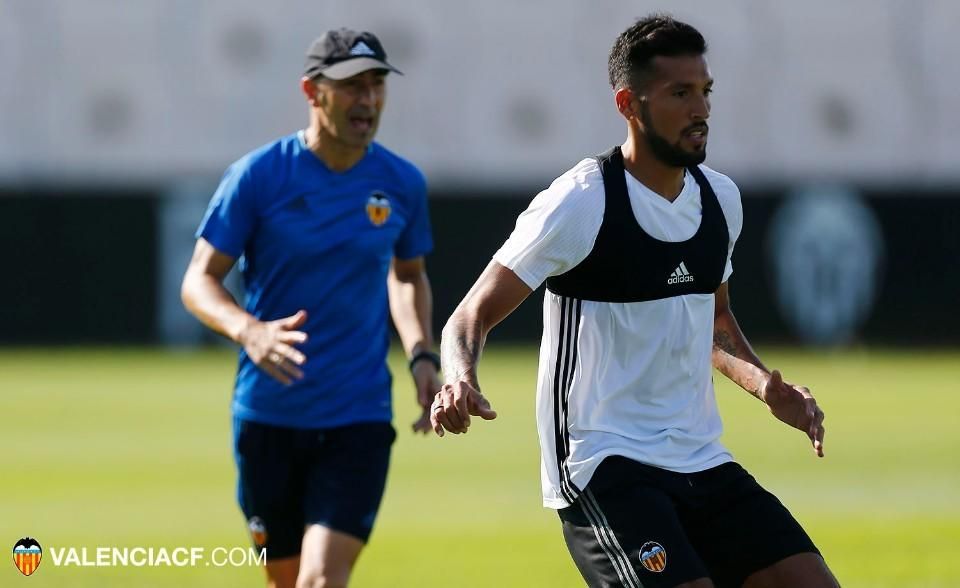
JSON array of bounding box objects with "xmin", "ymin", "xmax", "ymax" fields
[{"xmin": 320, "ymin": 57, "xmax": 402, "ymax": 80}]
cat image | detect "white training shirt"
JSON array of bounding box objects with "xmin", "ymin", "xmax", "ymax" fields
[{"xmin": 493, "ymin": 157, "xmax": 744, "ymax": 508}]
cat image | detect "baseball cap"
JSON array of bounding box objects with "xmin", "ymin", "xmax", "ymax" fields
[{"xmin": 303, "ymin": 28, "xmax": 402, "ymax": 80}]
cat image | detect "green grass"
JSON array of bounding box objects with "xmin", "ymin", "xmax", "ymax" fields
[{"xmin": 1, "ymin": 346, "xmax": 958, "ymax": 587}]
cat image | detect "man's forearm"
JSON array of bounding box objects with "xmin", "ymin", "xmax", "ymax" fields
[
  {"xmin": 440, "ymin": 310, "xmax": 485, "ymax": 389},
  {"xmin": 388, "ymin": 271, "xmax": 434, "ymax": 357},
  {"xmin": 712, "ymin": 309, "xmax": 769, "ymax": 400},
  {"xmin": 181, "ymin": 272, "xmax": 254, "ymax": 344}
]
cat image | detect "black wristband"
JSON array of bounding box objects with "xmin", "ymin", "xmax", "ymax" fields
[{"xmin": 408, "ymin": 350, "xmax": 441, "ymax": 373}]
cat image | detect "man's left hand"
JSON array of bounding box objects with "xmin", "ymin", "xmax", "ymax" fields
[{"xmin": 760, "ymin": 370, "xmax": 825, "ymax": 457}]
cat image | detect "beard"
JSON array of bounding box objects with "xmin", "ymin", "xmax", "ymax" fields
[{"xmin": 640, "ymin": 102, "xmax": 707, "ymax": 167}]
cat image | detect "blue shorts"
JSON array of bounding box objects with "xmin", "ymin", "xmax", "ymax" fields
[{"xmin": 233, "ymin": 417, "xmax": 396, "ymax": 559}]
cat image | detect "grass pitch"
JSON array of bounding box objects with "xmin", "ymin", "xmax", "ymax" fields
[{"xmin": 1, "ymin": 345, "xmax": 958, "ymax": 586}]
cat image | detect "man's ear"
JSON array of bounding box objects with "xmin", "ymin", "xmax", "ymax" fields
[
  {"xmin": 300, "ymin": 76, "xmax": 323, "ymax": 107},
  {"xmin": 615, "ymin": 87, "xmax": 639, "ymax": 120}
]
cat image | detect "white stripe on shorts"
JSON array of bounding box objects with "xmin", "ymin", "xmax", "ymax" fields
[{"xmin": 580, "ymin": 488, "xmax": 644, "ymax": 587}]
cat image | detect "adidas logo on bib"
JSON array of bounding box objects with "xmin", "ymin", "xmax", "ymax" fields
[{"xmin": 667, "ymin": 262, "xmax": 694, "ymax": 285}]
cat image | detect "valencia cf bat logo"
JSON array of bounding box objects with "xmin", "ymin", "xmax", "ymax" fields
[
  {"xmin": 248, "ymin": 517, "xmax": 268, "ymax": 548},
  {"xmin": 13, "ymin": 537, "xmax": 42, "ymax": 576},
  {"xmin": 639, "ymin": 540, "xmax": 666, "ymax": 573},
  {"xmin": 366, "ymin": 192, "xmax": 392, "ymax": 226}
]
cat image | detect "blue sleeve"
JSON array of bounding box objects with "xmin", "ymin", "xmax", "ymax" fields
[
  {"xmin": 196, "ymin": 161, "xmax": 258, "ymax": 258},
  {"xmin": 394, "ymin": 167, "xmax": 434, "ymax": 260}
]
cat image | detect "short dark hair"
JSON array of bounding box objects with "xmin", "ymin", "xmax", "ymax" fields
[{"xmin": 608, "ymin": 14, "xmax": 707, "ymax": 91}]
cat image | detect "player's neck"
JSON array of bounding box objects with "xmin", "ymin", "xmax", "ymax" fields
[
  {"xmin": 302, "ymin": 123, "xmax": 367, "ymax": 173},
  {"xmin": 621, "ymin": 137, "xmax": 685, "ymax": 202}
]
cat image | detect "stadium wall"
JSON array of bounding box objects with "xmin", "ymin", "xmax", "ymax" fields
[
  {"xmin": 2, "ymin": 187, "xmax": 957, "ymax": 346},
  {"xmin": 2, "ymin": 0, "xmax": 959, "ymax": 188},
  {"xmin": 4, "ymin": 1, "xmax": 959, "ymax": 345}
]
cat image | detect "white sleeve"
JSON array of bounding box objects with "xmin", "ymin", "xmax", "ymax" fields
[
  {"xmin": 493, "ymin": 160, "xmax": 604, "ymax": 290},
  {"xmin": 715, "ymin": 176, "xmax": 743, "ymax": 283}
]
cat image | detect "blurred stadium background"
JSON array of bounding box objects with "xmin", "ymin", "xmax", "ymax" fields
[{"xmin": 2, "ymin": 1, "xmax": 958, "ymax": 586}]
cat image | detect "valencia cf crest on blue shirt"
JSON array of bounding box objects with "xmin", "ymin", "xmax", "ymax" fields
[{"xmin": 366, "ymin": 192, "xmax": 391, "ymax": 226}]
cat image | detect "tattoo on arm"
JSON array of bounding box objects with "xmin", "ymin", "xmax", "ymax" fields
[
  {"xmin": 713, "ymin": 316, "xmax": 767, "ymax": 401},
  {"xmin": 440, "ymin": 315, "xmax": 484, "ymax": 389},
  {"xmin": 713, "ymin": 329, "xmax": 739, "ymax": 357}
]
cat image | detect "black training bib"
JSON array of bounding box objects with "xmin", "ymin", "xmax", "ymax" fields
[{"xmin": 546, "ymin": 146, "xmax": 729, "ymax": 302}]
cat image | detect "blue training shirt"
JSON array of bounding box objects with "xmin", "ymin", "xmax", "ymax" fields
[{"xmin": 197, "ymin": 132, "xmax": 433, "ymax": 429}]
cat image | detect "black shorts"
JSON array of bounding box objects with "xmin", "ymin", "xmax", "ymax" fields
[
  {"xmin": 233, "ymin": 418, "xmax": 396, "ymax": 559},
  {"xmin": 558, "ymin": 456, "xmax": 820, "ymax": 588}
]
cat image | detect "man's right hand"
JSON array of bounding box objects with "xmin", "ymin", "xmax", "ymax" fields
[
  {"xmin": 239, "ymin": 310, "xmax": 309, "ymax": 385},
  {"xmin": 430, "ymin": 381, "xmax": 497, "ymax": 437}
]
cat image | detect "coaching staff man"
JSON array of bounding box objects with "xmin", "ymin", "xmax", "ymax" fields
[{"xmin": 182, "ymin": 28, "xmax": 439, "ymax": 588}]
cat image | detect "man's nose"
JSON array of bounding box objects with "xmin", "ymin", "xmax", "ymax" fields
[
  {"xmin": 356, "ymin": 85, "xmax": 377, "ymax": 105},
  {"xmin": 691, "ymin": 95, "xmax": 710, "ymax": 121}
]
